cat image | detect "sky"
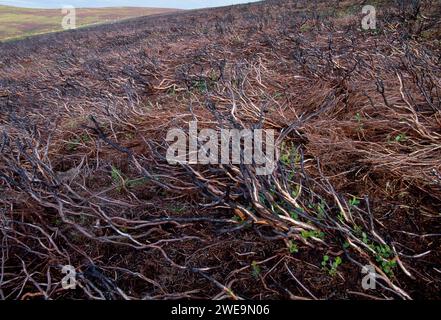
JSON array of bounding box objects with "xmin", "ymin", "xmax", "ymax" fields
[{"xmin": 0, "ymin": 0, "xmax": 261, "ymax": 9}]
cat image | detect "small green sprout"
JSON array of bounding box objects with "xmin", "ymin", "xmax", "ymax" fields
[
  {"xmin": 330, "ymin": 256, "xmax": 343, "ymax": 276},
  {"xmin": 290, "ymin": 210, "xmax": 299, "ymax": 220},
  {"xmin": 67, "ymin": 137, "xmax": 80, "ymax": 151},
  {"xmin": 192, "ymin": 79, "xmax": 208, "ymax": 93},
  {"xmin": 395, "ymin": 133, "xmax": 407, "ymax": 143},
  {"xmin": 321, "ymin": 255, "xmax": 329, "ymax": 267},
  {"xmin": 322, "ymin": 255, "xmax": 342, "ymax": 276},
  {"xmin": 349, "ymin": 196, "xmax": 360, "ymax": 207},
  {"xmin": 251, "ymin": 261, "xmax": 261, "ymax": 278},
  {"xmin": 388, "ymin": 133, "xmax": 407, "ymax": 144},
  {"xmin": 373, "ymin": 244, "xmax": 396, "ymax": 276},
  {"xmin": 280, "ymin": 142, "xmax": 298, "ymax": 167},
  {"xmin": 288, "ymin": 240, "xmax": 299, "ymax": 254},
  {"xmin": 337, "ymin": 211, "xmax": 345, "ymax": 222},
  {"xmin": 111, "ymin": 166, "xmax": 125, "ymax": 192},
  {"xmin": 354, "ymin": 112, "xmax": 364, "ymax": 131},
  {"xmin": 356, "ymin": 228, "xmax": 397, "ymax": 277},
  {"xmin": 125, "ymin": 177, "xmax": 148, "ymax": 188},
  {"xmin": 273, "ymin": 92, "xmax": 284, "ymax": 100},
  {"xmin": 362, "ymin": 232, "xmax": 369, "ymax": 244},
  {"xmin": 291, "ymin": 184, "xmax": 300, "ymax": 197},
  {"xmin": 353, "ymin": 225, "xmax": 363, "ymax": 236},
  {"xmin": 301, "ymin": 230, "xmax": 325, "ymax": 240},
  {"xmin": 111, "ymin": 166, "xmax": 123, "ymax": 183},
  {"xmin": 80, "ymin": 133, "xmax": 91, "ymax": 143},
  {"xmin": 316, "ymin": 200, "xmax": 326, "ymax": 219},
  {"xmin": 66, "ymin": 133, "xmax": 92, "ymax": 152}
]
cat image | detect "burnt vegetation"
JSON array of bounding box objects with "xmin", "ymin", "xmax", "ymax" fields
[{"xmin": 0, "ymin": 0, "xmax": 441, "ymax": 299}]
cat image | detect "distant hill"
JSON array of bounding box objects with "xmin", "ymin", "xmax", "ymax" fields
[
  {"xmin": 1, "ymin": 0, "xmax": 440, "ymax": 301},
  {"xmin": 0, "ymin": 5, "xmax": 179, "ymax": 40}
]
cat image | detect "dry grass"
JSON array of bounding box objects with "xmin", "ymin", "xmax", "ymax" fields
[{"xmin": 0, "ymin": 0, "xmax": 440, "ymax": 300}]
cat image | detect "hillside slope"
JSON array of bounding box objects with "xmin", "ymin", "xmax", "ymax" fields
[
  {"xmin": 0, "ymin": 5, "xmax": 179, "ymax": 40},
  {"xmin": 0, "ymin": 0, "xmax": 440, "ymax": 299}
]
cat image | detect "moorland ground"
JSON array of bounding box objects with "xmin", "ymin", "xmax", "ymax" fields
[{"xmin": 0, "ymin": 0, "xmax": 440, "ymax": 300}]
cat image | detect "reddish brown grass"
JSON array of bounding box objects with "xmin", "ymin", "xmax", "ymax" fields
[{"xmin": 0, "ymin": 0, "xmax": 440, "ymax": 299}]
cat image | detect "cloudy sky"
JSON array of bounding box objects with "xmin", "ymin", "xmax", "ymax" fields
[{"xmin": 0, "ymin": 0, "xmax": 261, "ymax": 9}]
